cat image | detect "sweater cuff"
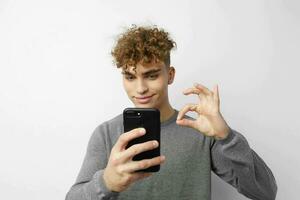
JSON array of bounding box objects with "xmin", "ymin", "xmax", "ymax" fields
[
  {"xmin": 92, "ymin": 170, "xmax": 120, "ymax": 199},
  {"xmin": 215, "ymin": 127, "xmax": 236, "ymax": 145}
]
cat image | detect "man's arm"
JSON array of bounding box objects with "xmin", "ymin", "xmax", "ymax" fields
[
  {"xmin": 210, "ymin": 127, "xmax": 278, "ymax": 200},
  {"xmin": 176, "ymin": 83, "xmax": 277, "ymax": 199},
  {"xmin": 66, "ymin": 120, "xmax": 165, "ymax": 199},
  {"xmin": 65, "ymin": 123, "xmax": 119, "ymax": 200}
]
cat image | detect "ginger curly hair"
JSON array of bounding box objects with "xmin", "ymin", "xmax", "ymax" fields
[{"xmin": 111, "ymin": 24, "xmax": 177, "ymax": 70}]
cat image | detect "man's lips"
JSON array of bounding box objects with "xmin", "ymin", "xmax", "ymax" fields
[
  {"xmin": 135, "ymin": 94, "xmax": 154, "ymax": 99},
  {"xmin": 134, "ymin": 94, "xmax": 155, "ymax": 104}
]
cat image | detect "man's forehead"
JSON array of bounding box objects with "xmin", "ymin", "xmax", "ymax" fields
[
  {"xmin": 122, "ymin": 67, "xmax": 162, "ymax": 76},
  {"xmin": 121, "ymin": 61, "xmax": 165, "ymax": 74}
]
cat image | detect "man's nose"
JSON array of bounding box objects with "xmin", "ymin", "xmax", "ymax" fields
[{"xmin": 136, "ymin": 79, "xmax": 149, "ymax": 94}]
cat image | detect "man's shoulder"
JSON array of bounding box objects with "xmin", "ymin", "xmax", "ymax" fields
[
  {"xmin": 94, "ymin": 113, "xmax": 123, "ymax": 134},
  {"xmin": 105, "ymin": 112, "xmax": 123, "ymax": 125}
]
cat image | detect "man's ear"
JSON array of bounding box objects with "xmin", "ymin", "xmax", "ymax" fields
[{"xmin": 168, "ymin": 66, "xmax": 175, "ymax": 84}]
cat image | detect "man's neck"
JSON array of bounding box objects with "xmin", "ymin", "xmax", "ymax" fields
[{"xmin": 159, "ymin": 103, "xmax": 175, "ymax": 123}]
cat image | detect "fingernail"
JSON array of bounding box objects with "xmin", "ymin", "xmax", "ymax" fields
[
  {"xmin": 140, "ymin": 128, "xmax": 145, "ymax": 134},
  {"xmin": 153, "ymin": 141, "xmax": 158, "ymax": 147},
  {"xmin": 161, "ymin": 156, "xmax": 165, "ymax": 161}
]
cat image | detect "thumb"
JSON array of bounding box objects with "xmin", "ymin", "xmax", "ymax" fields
[{"xmin": 176, "ymin": 118, "xmax": 197, "ymax": 129}]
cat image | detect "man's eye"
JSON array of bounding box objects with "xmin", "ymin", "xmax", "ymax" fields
[
  {"xmin": 148, "ymin": 74, "xmax": 158, "ymax": 79},
  {"xmin": 125, "ymin": 75, "xmax": 135, "ymax": 80}
]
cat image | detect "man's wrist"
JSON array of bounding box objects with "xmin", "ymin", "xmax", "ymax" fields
[
  {"xmin": 102, "ymin": 168, "xmax": 117, "ymax": 192},
  {"xmin": 214, "ymin": 126, "xmax": 231, "ymax": 140}
]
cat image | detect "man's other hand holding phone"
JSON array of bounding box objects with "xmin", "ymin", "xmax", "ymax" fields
[{"xmin": 103, "ymin": 128, "xmax": 165, "ymax": 192}]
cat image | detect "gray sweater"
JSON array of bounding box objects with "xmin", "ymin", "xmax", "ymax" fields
[{"xmin": 66, "ymin": 109, "xmax": 277, "ymax": 200}]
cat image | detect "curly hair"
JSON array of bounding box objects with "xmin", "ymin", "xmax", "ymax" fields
[{"xmin": 111, "ymin": 24, "xmax": 177, "ymax": 70}]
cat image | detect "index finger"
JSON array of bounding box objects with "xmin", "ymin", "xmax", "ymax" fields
[
  {"xmin": 114, "ymin": 128, "xmax": 146, "ymax": 152},
  {"xmin": 183, "ymin": 87, "xmax": 206, "ymax": 100},
  {"xmin": 193, "ymin": 83, "xmax": 213, "ymax": 96}
]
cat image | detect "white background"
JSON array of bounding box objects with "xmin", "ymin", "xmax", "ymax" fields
[{"xmin": 0, "ymin": 0, "xmax": 299, "ymax": 199}]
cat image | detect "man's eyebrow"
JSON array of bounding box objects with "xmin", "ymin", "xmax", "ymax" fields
[
  {"xmin": 121, "ymin": 71, "xmax": 133, "ymax": 75},
  {"xmin": 121, "ymin": 69, "xmax": 161, "ymax": 76},
  {"xmin": 142, "ymin": 69, "xmax": 161, "ymax": 75}
]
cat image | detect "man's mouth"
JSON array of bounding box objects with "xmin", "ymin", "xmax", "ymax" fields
[{"xmin": 135, "ymin": 94, "xmax": 155, "ymax": 104}]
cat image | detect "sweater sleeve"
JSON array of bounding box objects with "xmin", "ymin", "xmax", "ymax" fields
[
  {"xmin": 210, "ymin": 127, "xmax": 278, "ymax": 200},
  {"xmin": 65, "ymin": 123, "xmax": 120, "ymax": 200}
]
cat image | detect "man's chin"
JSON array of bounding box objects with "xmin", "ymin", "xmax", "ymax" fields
[
  {"xmin": 133, "ymin": 104, "xmax": 154, "ymax": 108},
  {"xmin": 132, "ymin": 102, "xmax": 158, "ymax": 109}
]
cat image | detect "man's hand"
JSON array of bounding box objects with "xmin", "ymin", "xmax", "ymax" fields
[
  {"xmin": 176, "ymin": 83, "xmax": 230, "ymax": 140},
  {"xmin": 103, "ymin": 128, "xmax": 165, "ymax": 192}
]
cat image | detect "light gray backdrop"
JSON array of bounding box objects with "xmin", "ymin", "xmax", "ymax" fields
[{"xmin": 0, "ymin": 0, "xmax": 299, "ymax": 199}]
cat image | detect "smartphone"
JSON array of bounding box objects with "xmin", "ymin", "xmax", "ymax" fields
[{"xmin": 123, "ymin": 107, "xmax": 161, "ymax": 172}]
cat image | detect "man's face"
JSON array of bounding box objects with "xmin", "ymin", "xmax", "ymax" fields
[{"xmin": 121, "ymin": 60, "xmax": 175, "ymax": 109}]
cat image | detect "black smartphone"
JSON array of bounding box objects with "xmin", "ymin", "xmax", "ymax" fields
[{"xmin": 123, "ymin": 107, "xmax": 161, "ymax": 172}]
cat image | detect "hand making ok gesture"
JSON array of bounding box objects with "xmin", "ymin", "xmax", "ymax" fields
[{"xmin": 176, "ymin": 83, "xmax": 231, "ymax": 140}]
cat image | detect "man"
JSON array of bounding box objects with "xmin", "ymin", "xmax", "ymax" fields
[{"xmin": 66, "ymin": 24, "xmax": 277, "ymax": 200}]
